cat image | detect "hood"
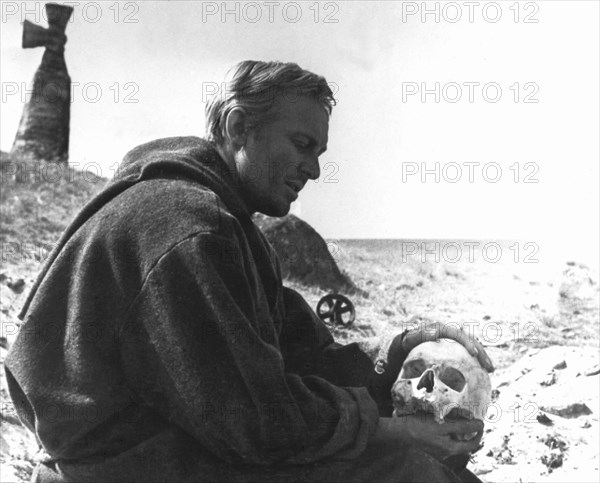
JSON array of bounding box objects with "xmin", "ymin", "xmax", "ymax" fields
[{"xmin": 19, "ymin": 136, "xmax": 249, "ymax": 319}]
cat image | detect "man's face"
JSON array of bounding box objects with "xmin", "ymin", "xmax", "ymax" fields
[{"xmin": 236, "ymin": 96, "xmax": 329, "ymax": 216}]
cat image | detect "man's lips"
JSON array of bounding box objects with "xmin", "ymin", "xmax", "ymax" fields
[{"xmin": 285, "ymin": 180, "xmax": 304, "ymax": 193}]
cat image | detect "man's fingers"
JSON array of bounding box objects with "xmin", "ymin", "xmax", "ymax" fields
[
  {"xmin": 442, "ymin": 417, "xmax": 484, "ymax": 435},
  {"xmin": 445, "ymin": 433, "xmax": 483, "ymax": 455},
  {"xmin": 444, "ymin": 421, "xmax": 484, "ymax": 454},
  {"xmin": 464, "ymin": 418, "xmax": 484, "ymax": 434},
  {"xmin": 427, "ymin": 431, "xmax": 483, "ymax": 458},
  {"xmin": 446, "ymin": 326, "xmax": 478, "ymax": 356},
  {"xmin": 465, "ymin": 335, "xmax": 494, "ymax": 372},
  {"xmin": 402, "ymin": 323, "xmax": 447, "ymax": 351},
  {"xmin": 402, "ymin": 325, "xmax": 474, "ymax": 360},
  {"xmin": 473, "ymin": 338, "xmax": 495, "ymax": 372},
  {"xmin": 401, "ymin": 323, "xmax": 495, "ymax": 373},
  {"xmin": 452, "ymin": 330, "xmax": 494, "ymax": 373}
]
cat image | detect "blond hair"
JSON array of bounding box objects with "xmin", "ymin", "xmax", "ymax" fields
[{"xmin": 205, "ymin": 60, "xmax": 336, "ymax": 144}]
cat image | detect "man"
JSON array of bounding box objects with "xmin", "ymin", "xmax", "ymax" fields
[{"xmin": 5, "ymin": 61, "xmax": 493, "ymax": 482}]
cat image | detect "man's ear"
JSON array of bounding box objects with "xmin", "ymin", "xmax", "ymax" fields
[{"xmin": 223, "ymin": 107, "xmax": 250, "ymax": 149}]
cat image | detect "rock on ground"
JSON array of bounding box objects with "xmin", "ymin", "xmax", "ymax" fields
[{"xmin": 253, "ymin": 213, "xmax": 361, "ymax": 294}]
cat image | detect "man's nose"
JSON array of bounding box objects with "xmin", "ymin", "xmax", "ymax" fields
[{"xmin": 301, "ymin": 156, "xmax": 320, "ymax": 180}]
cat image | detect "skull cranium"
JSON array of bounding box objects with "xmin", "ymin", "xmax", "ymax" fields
[{"xmin": 391, "ymin": 338, "xmax": 491, "ymax": 425}]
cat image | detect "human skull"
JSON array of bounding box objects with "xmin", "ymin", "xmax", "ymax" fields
[{"xmin": 391, "ymin": 338, "xmax": 491, "ymax": 425}]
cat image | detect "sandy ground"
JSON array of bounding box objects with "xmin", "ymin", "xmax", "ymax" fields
[
  {"xmin": 1, "ymin": 237, "xmax": 598, "ymax": 482},
  {"xmin": 288, "ymin": 239, "xmax": 600, "ymax": 482}
]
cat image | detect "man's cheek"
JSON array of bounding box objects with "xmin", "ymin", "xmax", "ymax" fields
[
  {"xmin": 267, "ymin": 158, "xmax": 286, "ymax": 184},
  {"xmin": 281, "ymin": 159, "xmax": 299, "ymax": 181}
]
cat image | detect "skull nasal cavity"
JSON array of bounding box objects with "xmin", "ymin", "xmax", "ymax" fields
[{"xmin": 417, "ymin": 370, "xmax": 435, "ymax": 393}]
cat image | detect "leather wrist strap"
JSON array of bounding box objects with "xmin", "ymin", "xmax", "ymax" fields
[{"xmin": 373, "ymin": 328, "xmax": 410, "ymax": 375}]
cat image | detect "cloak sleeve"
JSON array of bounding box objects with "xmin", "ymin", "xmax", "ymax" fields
[
  {"xmin": 279, "ymin": 287, "xmax": 409, "ymax": 417},
  {"xmin": 279, "ymin": 287, "xmax": 374, "ymax": 386},
  {"xmin": 119, "ymin": 231, "xmax": 379, "ymax": 466}
]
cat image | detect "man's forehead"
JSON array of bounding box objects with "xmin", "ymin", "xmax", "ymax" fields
[{"xmin": 276, "ymin": 97, "xmax": 329, "ymax": 143}]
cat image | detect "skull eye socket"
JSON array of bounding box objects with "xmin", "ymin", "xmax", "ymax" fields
[
  {"xmin": 402, "ymin": 359, "xmax": 427, "ymax": 378},
  {"xmin": 439, "ymin": 367, "xmax": 466, "ymax": 392}
]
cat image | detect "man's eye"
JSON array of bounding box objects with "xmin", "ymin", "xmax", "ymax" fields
[{"xmin": 294, "ymin": 140, "xmax": 310, "ymax": 150}]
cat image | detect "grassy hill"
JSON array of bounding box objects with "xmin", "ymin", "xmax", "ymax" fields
[{"xmin": 1, "ymin": 153, "xmax": 105, "ymax": 275}]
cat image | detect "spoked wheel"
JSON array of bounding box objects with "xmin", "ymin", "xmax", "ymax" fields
[{"xmin": 316, "ymin": 293, "xmax": 355, "ymax": 327}]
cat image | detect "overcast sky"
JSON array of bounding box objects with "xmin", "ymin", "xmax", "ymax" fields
[{"xmin": 1, "ymin": 1, "xmax": 598, "ymax": 264}]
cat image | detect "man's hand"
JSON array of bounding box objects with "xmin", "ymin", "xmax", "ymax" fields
[
  {"xmin": 375, "ymin": 415, "xmax": 484, "ymax": 459},
  {"xmin": 397, "ymin": 321, "xmax": 494, "ymax": 373}
]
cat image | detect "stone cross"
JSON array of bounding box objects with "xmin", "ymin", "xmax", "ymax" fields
[{"xmin": 11, "ymin": 3, "xmax": 74, "ymax": 163}]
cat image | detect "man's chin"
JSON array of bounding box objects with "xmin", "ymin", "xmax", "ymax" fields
[{"xmin": 259, "ymin": 204, "xmax": 290, "ymax": 217}]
